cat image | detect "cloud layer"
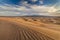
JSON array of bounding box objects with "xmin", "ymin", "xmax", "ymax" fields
[{"xmin": 0, "ymin": 0, "xmax": 60, "ymax": 16}]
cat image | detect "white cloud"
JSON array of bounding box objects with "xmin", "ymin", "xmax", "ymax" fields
[
  {"xmin": 0, "ymin": 3, "xmax": 60, "ymax": 16},
  {"xmin": 31, "ymin": 0, "xmax": 37, "ymax": 2}
]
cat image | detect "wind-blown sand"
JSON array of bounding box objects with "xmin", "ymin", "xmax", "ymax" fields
[{"xmin": 0, "ymin": 16, "xmax": 60, "ymax": 40}]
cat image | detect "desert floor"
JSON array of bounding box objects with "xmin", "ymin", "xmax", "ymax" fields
[{"xmin": 0, "ymin": 16, "xmax": 60, "ymax": 40}]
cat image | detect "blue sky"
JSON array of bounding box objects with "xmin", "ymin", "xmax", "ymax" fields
[{"xmin": 0, "ymin": 0, "xmax": 58, "ymax": 5}]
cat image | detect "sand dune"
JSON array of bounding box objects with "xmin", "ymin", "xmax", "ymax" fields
[{"xmin": 0, "ymin": 16, "xmax": 60, "ymax": 40}]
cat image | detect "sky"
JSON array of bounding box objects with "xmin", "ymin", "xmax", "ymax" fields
[
  {"xmin": 0, "ymin": 0, "xmax": 57, "ymax": 5},
  {"xmin": 0, "ymin": 0, "xmax": 60, "ymax": 16}
]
